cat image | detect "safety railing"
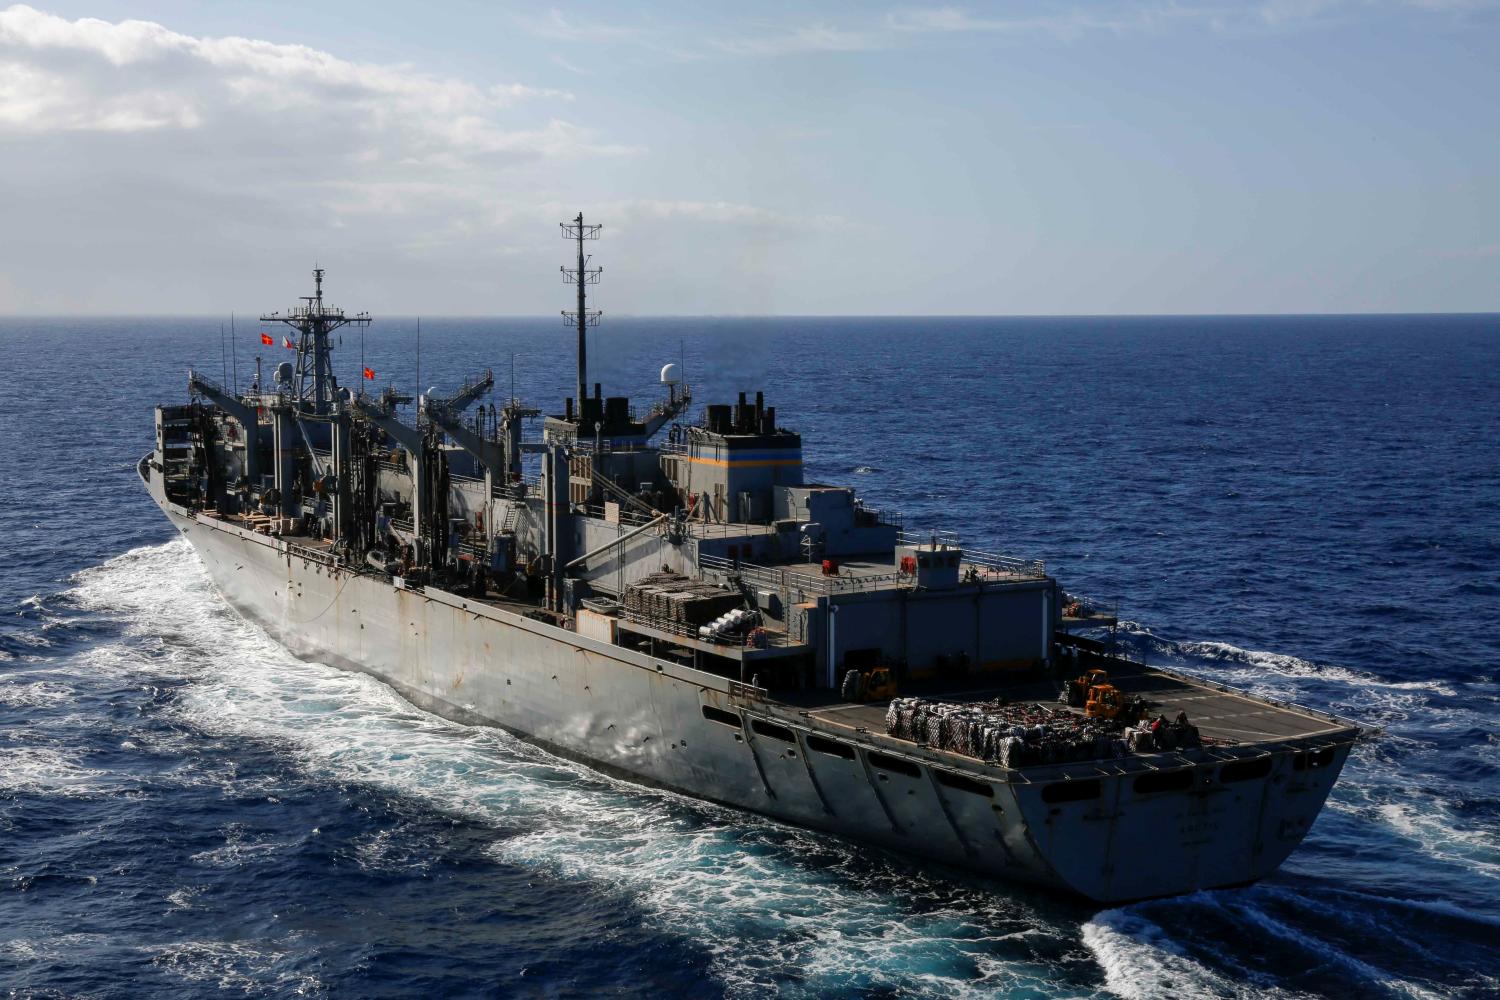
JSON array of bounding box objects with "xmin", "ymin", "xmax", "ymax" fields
[
  {"xmin": 898, "ymin": 527, "xmax": 963, "ymax": 548},
  {"xmin": 685, "ymin": 522, "xmax": 775, "ymax": 539},
  {"xmin": 698, "ymin": 554, "xmax": 907, "ymax": 596},
  {"xmin": 285, "ymin": 540, "xmax": 339, "ymax": 569},
  {"xmin": 897, "ymin": 528, "xmax": 1046, "ymax": 579},
  {"xmin": 854, "ymin": 501, "xmax": 902, "ymax": 530},
  {"xmin": 962, "ymin": 547, "xmax": 1047, "ymax": 579}
]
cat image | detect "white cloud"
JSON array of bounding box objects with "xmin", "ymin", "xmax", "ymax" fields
[
  {"xmin": 0, "ymin": 5, "xmax": 661, "ymax": 311},
  {"xmin": 0, "ymin": 7, "xmax": 864, "ymax": 313},
  {"xmin": 0, "ymin": 3, "xmax": 582, "ymax": 155}
]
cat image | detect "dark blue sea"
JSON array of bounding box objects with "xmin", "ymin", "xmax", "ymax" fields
[{"xmin": 2, "ymin": 314, "xmax": 1497, "ymax": 999}]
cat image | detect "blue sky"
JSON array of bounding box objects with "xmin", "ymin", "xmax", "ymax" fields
[{"xmin": 0, "ymin": 2, "xmax": 1496, "ymax": 314}]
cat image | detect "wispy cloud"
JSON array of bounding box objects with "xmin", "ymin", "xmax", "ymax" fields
[
  {"xmin": 559, "ymin": 2, "xmax": 1500, "ymax": 59},
  {"xmin": 516, "ymin": 8, "xmax": 646, "ymax": 43}
]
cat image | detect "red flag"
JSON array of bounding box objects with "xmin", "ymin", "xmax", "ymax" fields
[
  {"xmin": 283, "ymin": 336, "xmax": 295, "ymax": 350},
  {"xmin": 363, "ymin": 367, "xmax": 376, "ymax": 380},
  {"xmin": 260, "ymin": 332, "xmax": 273, "ymax": 345}
]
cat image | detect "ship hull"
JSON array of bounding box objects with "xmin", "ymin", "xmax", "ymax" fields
[{"xmin": 142, "ymin": 458, "xmax": 1352, "ymax": 903}]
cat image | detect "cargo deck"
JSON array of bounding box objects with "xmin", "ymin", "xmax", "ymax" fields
[{"xmin": 795, "ymin": 661, "xmax": 1352, "ymax": 748}]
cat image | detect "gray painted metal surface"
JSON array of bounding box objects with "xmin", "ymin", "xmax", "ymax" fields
[
  {"xmin": 140, "ymin": 263, "xmax": 1364, "ymax": 903},
  {"xmin": 141, "ymin": 456, "xmax": 1356, "ymax": 902}
]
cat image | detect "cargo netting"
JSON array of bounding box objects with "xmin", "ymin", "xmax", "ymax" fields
[{"xmin": 883, "ymin": 697, "xmax": 1202, "ymax": 768}]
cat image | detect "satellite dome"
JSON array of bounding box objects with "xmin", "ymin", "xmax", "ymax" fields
[{"xmin": 660, "ymin": 363, "xmax": 679, "ymax": 385}]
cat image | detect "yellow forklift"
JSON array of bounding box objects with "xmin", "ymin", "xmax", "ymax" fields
[
  {"xmin": 1064, "ymin": 668, "xmax": 1133, "ymax": 721},
  {"xmin": 840, "ymin": 666, "xmax": 899, "ymax": 703}
]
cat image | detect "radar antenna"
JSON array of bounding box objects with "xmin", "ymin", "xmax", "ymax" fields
[
  {"xmin": 560, "ymin": 213, "xmax": 602, "ymax": 420},
  {"xmin": 260, "ymin": 267, "xmax": 372, "ymax": 415}
]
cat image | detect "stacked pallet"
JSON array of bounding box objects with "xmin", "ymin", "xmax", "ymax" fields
[
  {"xmin": 623, "ymin": 573, "xmax": 743, "ymax": 627},
  {"xmin": 884, "ymin": 698, "xmax": 1136, "ymax": 768}
]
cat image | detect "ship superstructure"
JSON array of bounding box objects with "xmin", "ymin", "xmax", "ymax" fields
[{"xmin": 141, "ymin": 222, "xmax": 1367, "ymax": 902}]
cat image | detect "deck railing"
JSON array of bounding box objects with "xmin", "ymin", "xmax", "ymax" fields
[
  {"xmin": 698, "ymin": 554, "xmax": 905, "ymax": 596},
  {"xmin": 897, "ymin": 528, "xmax": 1046, "ymax": 579}
]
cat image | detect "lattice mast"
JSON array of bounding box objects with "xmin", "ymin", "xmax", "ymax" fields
[
  {"xmin": 560, "ymin": 213, "xmax": 602, "ymax": 417},
  {"xmin": 260, "ymin": 268, "xmax": 371, "ymax": 415}
]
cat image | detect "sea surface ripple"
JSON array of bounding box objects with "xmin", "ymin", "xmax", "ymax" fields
[{"xmin": 1, "ymin": 314, "xmax": 1497, "ymax": 998}]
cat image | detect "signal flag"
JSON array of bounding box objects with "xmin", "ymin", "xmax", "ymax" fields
[
  {"xmin": 260, "ymin": 333, "xmax": 274, "ymax": 345},
  {"xmin": 363, "ymin": 367, "xmax": 376, "ymax": 380}
]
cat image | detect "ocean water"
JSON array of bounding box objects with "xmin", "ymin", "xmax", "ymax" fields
[{"xmin": 1, "ymin": 313, "xmax": 1497, "ymax": 999}]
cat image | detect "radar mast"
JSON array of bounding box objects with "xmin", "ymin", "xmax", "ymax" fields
[
  {"xmin": 560, "ymin": 214, "xmax": 602, "ymax": 419},
  {"xmin": 260, "ymin": 268, "xmax": 372, "ymax": 415}
]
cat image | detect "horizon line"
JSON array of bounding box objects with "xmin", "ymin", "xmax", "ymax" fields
[{"xmin": 0, "ymin": 310, "xmax": 1496, "ymax": 321}]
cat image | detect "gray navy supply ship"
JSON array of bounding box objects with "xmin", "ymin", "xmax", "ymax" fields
[{"xmin": 141, "ymin": 217, "xmax": 1368, "ymax": 903}]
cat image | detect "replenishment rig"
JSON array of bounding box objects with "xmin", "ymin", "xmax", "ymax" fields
[{"xmin": 141, "ymin": 219, "xmax": 1366, "ymax": 901}]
